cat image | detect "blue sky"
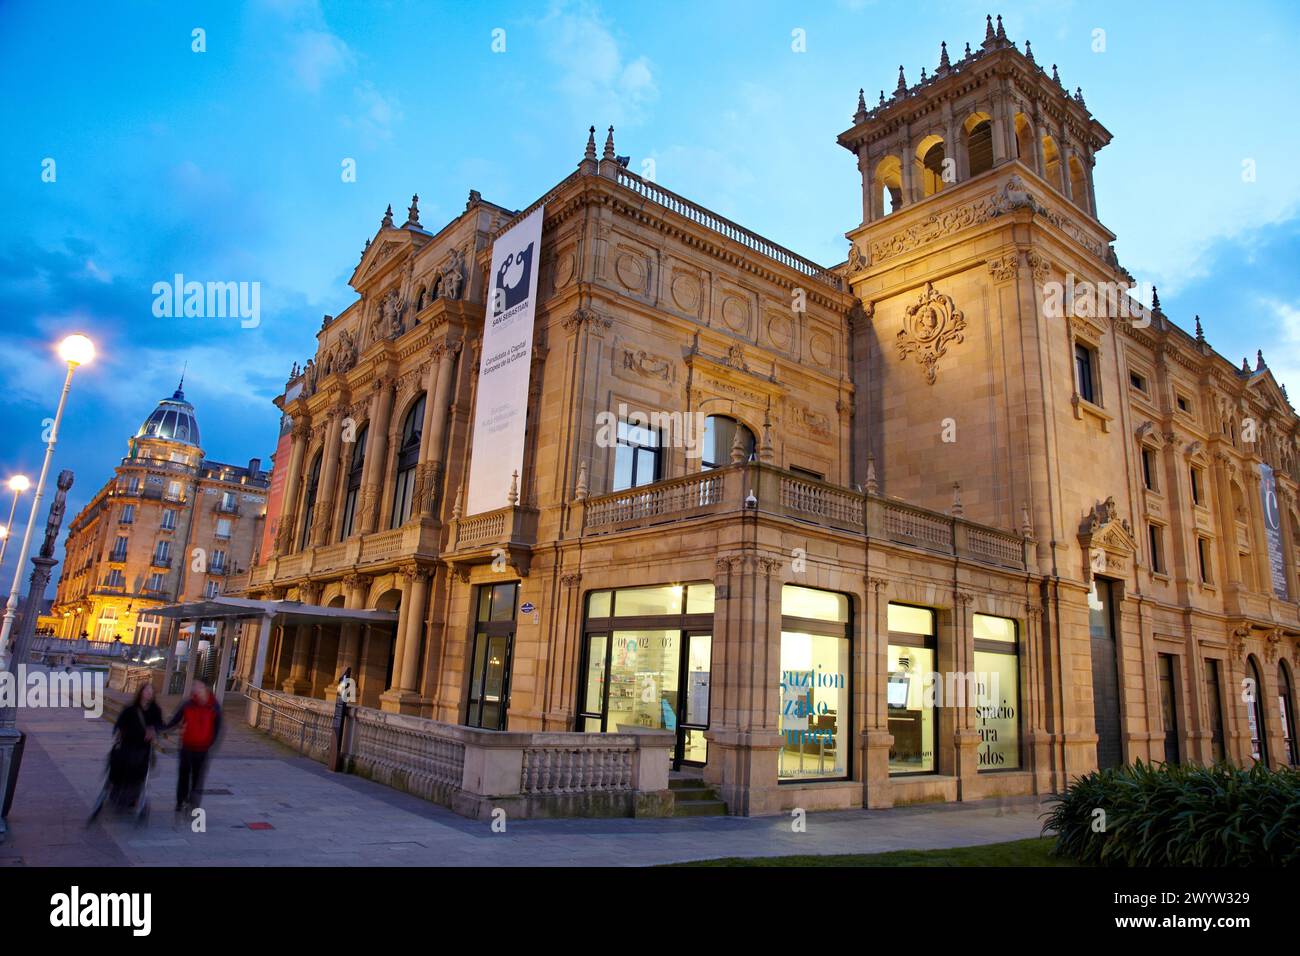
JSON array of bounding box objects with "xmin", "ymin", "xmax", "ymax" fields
[{"xmin": 2, "ymin": 0, "xmax": 1299, "ymax": 586}]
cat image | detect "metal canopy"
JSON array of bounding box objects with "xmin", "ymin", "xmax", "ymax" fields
[{"xmin": 147, "ymin": 596, "xmax": 397, "ymax": 625}]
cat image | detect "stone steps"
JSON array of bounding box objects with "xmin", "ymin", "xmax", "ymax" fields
[{"xmin": 669, "ymin": 774, "xmax": 727, "ymax": 816}]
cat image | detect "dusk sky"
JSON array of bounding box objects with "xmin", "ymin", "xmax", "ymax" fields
[{"xmin": 2, "ymin": 0, "xmax": 1298, "ymax": 587}]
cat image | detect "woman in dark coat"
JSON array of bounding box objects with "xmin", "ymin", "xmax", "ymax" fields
[{"xmin": 109, "ymin": 683, "xmax": 164, "ymax": 791}]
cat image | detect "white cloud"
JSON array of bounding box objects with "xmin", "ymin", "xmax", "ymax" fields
[
  {"xmin": 1258, "ymin": 297, "xmax": 1300, "ymax": 397},
  {"xmin": 339, "ymin": 81, "xmax": 404, "ymax": 142},
  {"xmin": 540, "ymin": 2, "xmax": 658, "ymax": 127},
  {"xmin": 290, "ymin": 28, "xmax": 353, "ymax": 93}
]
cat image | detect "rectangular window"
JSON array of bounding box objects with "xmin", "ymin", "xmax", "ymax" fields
[
  {"xmin": 210, "ymin": 549, "xmax": 227, "ymax": 573},
  {"xmin": 215, "ymin": 518, "xmax": 232, "ymax": 539},
  {"xmin": 1141, "ymin": 448, "xmax": 1158, "ymax": 491},
  {"xmin": 160, "ymin": 509, "xmax": 177, "ymax": 531},
  {"xmin": 204, "ymin": 580, "xmax": 219, "ymax": 599},
  {"xmin": 119, "ymin": 504, "xmax": 135, "ymax": 524},
  {"xmin": 780, "ymin": 587, "xmax": 850, "ymax": 782},
  {"xmin": 1148, "ymin": 524, "xmax": 1165, "ymax": 575},
  {"xmin": 466, "ymin": 581, "xmax": 519, "ymax": 731},
  {"xmin": 612, "ymin": 419, "xmax": 660, "ymax": 491},
  {"xmin": 110, "ymin": 536, "xmax": 128, "ymax": 561},
  {"xmin": 1129, "ymin": 371, "xmax": 1147, "ymax": 393},
  {"xmin": 146, "ymin": 573, "xmax": 166, "ymax": 593},
  {"xmin": 1158, "ymin": 653, "xmax": 1181, "ymax": 764},
  {"xmin": 1197, "ymin": 537, "xmax": 1213, "ymax": 584},
  {"xmin": 1074, "ymin": 342, "xmax": 1097, "ymax": 404},
  {"xmin": 973, "ymin": 612, "xmax": 1020, "ymax": 771},
  {"xmin": 154, "ymin": 540, "xmax": 171, "ymax": 565},
  {"xmin": 166, "ymin": 480, "xmax": 183, "ymax": 501},
  {"xmin": 1176, "ymin": 395, "xmax": 1190, "ymax": 413},
  {"xmin": 887, "ymin": 602, "xmax": 937, "ymax": 775},
  {"xmin": 1190, "ymin": 466, "xmax": 1203, "ymax": 505},
  {"xmin": 220, "ymin": 491, "xmax": 237, "ymax": 512}
]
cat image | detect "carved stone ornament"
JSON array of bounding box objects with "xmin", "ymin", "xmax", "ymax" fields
[
  {"xmin": 622, "ymin": 348, "xmax": 672, "ymax": 381},
  {"xmin": 987, "ymin": 251, "xmax": 1019, "ymax": 282},
  {"xmin": 1079, "ymin": 496, "xmax": 1136, "ymax": 583},
  {"xmin": 896, "ymin": 282, "xmax": 966, "ymax": 385}
]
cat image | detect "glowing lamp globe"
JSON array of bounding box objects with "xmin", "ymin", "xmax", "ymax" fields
[
  {"xmin": 58, "ymin": 333, "xmax": 95, "ymax": 367},
  {"xmin": 7, "ymin": 475, "xmax": 29, "ymax": 493}
]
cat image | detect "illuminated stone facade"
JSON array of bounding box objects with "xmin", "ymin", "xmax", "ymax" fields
[{"xmin": 237, "ymin": 19, "xmax": 1300, "ymax": 814}]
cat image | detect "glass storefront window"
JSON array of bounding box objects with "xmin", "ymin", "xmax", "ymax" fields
[
  {"xmin": 588, "ymin": 590, "xmax": 612, "ymax": 618},
  {"xmin": 778, "ymin": 586, "xmax": 851, "ymax": 782},
  {"xmin": 887, "ymin": 603, "xmax": 933, "ymax": 635},
  {"xmin": 611, "ymin": 584, "xmax": 683, "ymax": 617},
  {"xmin": 974, "ymin": 649, "xmax": 1020, "ymax": 770},
  {"xmin": 887, "ymin": 644, "xmax": 935, "ymax": 773},
  {"xmin": 685, "ymin": 583, "xmax": 715, "ymax": 615},
  {"xmin": 606, "ymin": 629, "xmax": 682, "ymax": 731},
  {"xmin": 973, "ymin": 613, "xmax": 1016, "ymax": 643},
  {"xmin": 782, "ymin": 584, "xmax": 848, "ymax": 623}
]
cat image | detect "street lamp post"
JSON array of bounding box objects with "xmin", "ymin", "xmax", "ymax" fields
[
  {"xmin": 0, "ymin": 476, "xmax": 32, "ymax": 584},
  {"xmin": 0, "ymin": 334, "xmax": 94, "ymax": 670}
]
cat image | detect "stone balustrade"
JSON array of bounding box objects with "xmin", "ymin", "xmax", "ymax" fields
[
  {"xmin": 580, "ymin": 462, "xmax": 1030, "ymax": 571},
  {"xmin": 244, "ymin": 687, "xmax": 674, "ymax": 819}
]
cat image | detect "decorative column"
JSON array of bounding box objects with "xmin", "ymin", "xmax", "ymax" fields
[
  {"xmin": 358, "ymin": 377, "xmax": 394, "ymax": 535},
  {"xmin": 327, "ymin": 573, "xmax": 369, "ymax": 702},
  {"xmin": 862, "ymin": 576, "xmax": 894, "ymax": 808},
  {"xmin": 275, "ymin": 420, "xmax": 311, "ymax": 554},
  {"xmin": 419, "ymin": 341, "xmax": 462, "ymax": 520},
  {"xmin": 952, "ymin": 592, "xmax": 981, "ymax": 799},
  {"xmin": 282, "ymin": 622, "xmax": 313, "ymax": 695},
  {"xmin": 311, "ymin": 406, "xmax": 346, "ymax": 545},
  {"xmin": 379, "ymin": 570, "xmax": 413, "ymax": 713},
  {"xmin": 396, "ymin": 564, "xmax": 429, "ymax": 697}
]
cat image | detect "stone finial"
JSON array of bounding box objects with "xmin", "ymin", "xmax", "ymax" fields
[
  {"xmin": 381, "ymin": 204, "xmax": 394, "ymax": 228},
  {"xmin": 920, "ymin": 66, "xmax": 928, "ymax": 82},
  {"xmin": 575, "ymin": 460, "xmax": 589, "ymax": 500},
  {"xmin": 1256, "ymin": 349, "xmax": 1266, "ymax": 371},
  {"xmin": 584, "ymin": 125, "xmax": 597, "ymax": 162},
  {"xmin": 1075, "ymin": 86, "xmax": 1087, "ymax": 108},
  {"xmin": 1195, "ymin": 314, "xmax": 1205, "ymax": 343},
  {"xmin": 1021, "ymin": 504, "xmax": 1034, "ymax": 538},
  {"xmin": 1242, "ymin": 357, "xmax": 1251, "ymax": 373},
  {"xmin": 983, "ymin": 14, "xmax": 996, "ymax": 47},
  {"xmin": 759, "ymin": 405, "xmax": 775, "ymax": 464},
  {"xmin": 951, "ymin": 482, "xmax": 964, "ymax": 518},
  {"xmin": 895, "ymin": 65, "xmax": 907, "ymax": 96},
  {"xmin": 404, "ymin": 194, "xmax": 421, "ymax": 227},
  {"xmin": 865, "ymin": 454, "xmax": 879, "ymax": 495},
  {"xmin": 854, "ymin": 88, "xmax": 867, "ymax": 122},
  {"xmin": 451, "ymin": 485, "xmax": 463, "ymax": 521},
  {"xmin": 1150, "ymin": 286, "xmax": 1161, "ymax": 313},
  {"xmin": 730, "ymin": 426, "xmax": 747, "ymax": 464},
  {"xmin": 1052, "ymin": 63, "xmax": 1061, "ymax": 84},
  {"xmin": 878, "ymin": 89, "xmax": 886, "ymax": 107},
  {"xmin": 603, "ymin": 126, "xmax": 616, "ymax": 162},
  {"xmin": 466, "ymin": 188, "xmax": 482, "ymax": 210},
  {"xmin": 996, "ymin": 14, "xmax": 1007, "ymax": 42},
  {"xmin": 938, "ymin": 40, "xmax": 951, "ymax": 71},
  {"xmin": 965, "ymin": 42, "xmax": 972, "ymax": 58},
  {"xmin": 507, "ymin": 470, "xmax": 519, "ymax": 506}
]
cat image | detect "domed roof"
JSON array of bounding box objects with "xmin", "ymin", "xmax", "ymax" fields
[{"xmin": 136, "ymin": 382, "xmax": 201, "ymax": 447}]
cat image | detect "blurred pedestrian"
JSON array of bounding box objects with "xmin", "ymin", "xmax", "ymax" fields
[{"xmin": 164, "ymin": 677, "xmax": 222, "ymax": 812}]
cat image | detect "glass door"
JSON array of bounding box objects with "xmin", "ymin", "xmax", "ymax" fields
[
  {"xmin": 466, "ymin": 582, "xmax": 518, "ymax": 731},
  {"xmin": 679, "ymin": 632, "xmax": 711, "ymax": 766}
]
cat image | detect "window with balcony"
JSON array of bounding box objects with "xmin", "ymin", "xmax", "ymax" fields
[
  {"xmin": 165, "ymin": 480, "xmax": 183, "ymax": 501},
  {"xmin": 102, "ymin": 569, "xmax": 125, "ymax": 589},
  {"xmin": 109, "ymin": 536, "xmax": 128, "ymax": 562},
  {"xmin": 119, "ymin": 504, "xmax": 135, "ymax": 524},
  {"xmin": 612, "ymin": 418, "xmax": 660, "ymax": 491},
  {"xmin": 210, "ymin": 548, "xmax": 227, "ymax": 574},
  {"xmin": 219, "ymin": 491, "xmax": 237, "ymax": 513},
  {"xmin": 215, "ymin": 517, "xmax": 232, "ymax": 539},
  {"xmin": 160, "ymin": 508, "xmax": 177, "ymax": 531},
  {"xmin": 700, "ymin": 415, "xmax": 755, "ymax": 470},
  {"xmin": 153, "ymin": 540, "xmax": 172, "ymax": 567},
  {"xmin": 146, "ymin": 572, "xmax": 166, "ymax": 593},
  {"xmin": 204, "ymin": 580, "xmax": 220, "ymax": 599},
  {"xmin": 390, "ymin": 395, "xmax": 425, "ymax": 528}
]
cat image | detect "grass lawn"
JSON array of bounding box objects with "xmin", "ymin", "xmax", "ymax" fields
[{"xmin": 675, "ymin": 837, "xmax": 1079, "ymax": 867}]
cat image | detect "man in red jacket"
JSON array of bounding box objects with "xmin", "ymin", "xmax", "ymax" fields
[{"xmin": 164, "ymin": 678, "xmax": 222, "ymax": 812}]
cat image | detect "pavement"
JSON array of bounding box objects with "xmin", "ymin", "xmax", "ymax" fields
[{"xmin": 0, "ymin": 681, "xmax": 1052, "ymax": 867}]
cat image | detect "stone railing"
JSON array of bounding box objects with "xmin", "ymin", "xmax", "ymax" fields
[
  {"xmin": 243, "ymin": 689, "xmax": 674, "ymax": 820},
  {"xmin": 580, "ymin": 463, "xmax": 1029, "ymax": 571},
  {"xmin": 238, "ymin": 524, "xmax": 442, "ymax": 594},
  {"xmin": 107, "ymin": 662, "xmax": 159, "ymax": 695},
  {"xmin": 615, "ymin": 167, "xmax": 843, "ymax": 290},
  {"xmin": 30, "ymin": 636, "xmax": 130, "ymax": 663},
  {"xmin": 451, "ymin": 505, "xmax": 538, "ymax": 551}
]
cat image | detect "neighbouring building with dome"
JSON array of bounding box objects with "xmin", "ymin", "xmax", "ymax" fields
[
  {"xmin": 225, "ymin": 16, "xmax": 1300, "ymax": 816},
  {"xmin": 49, "ymin": 382, "xmax": 270, "ymax": 651}
]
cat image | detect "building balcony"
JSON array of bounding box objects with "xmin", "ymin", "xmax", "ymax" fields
[
  {"xmin": 246, "ymin": 521, "xmax": 443, "ymax": 589},
  {"xmin": 108, "ymin": 551, "xmax": 128, "ymax": 563},
  {"xmin": 577, "ymin": 462, "xmax": 1031, "ymax": 572},
  {"xmin": 150, "ymin": 555, "xmax": 172, "ymax": 569},
  {"xmin": 446, "ymin": 506, "xmax": 540, "ymax": 577},
  {"xmin": 215, "ymin": 500, "xmax": 240, "ymax": 515}
]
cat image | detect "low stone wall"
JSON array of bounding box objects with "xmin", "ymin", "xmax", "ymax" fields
[{"xmin": 244, "ymin": 687, "xmax": 675, "ymax": 820}]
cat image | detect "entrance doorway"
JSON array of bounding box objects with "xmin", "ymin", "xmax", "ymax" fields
[
  {"xmin": 1157, "ymin": 653, "xmax": 1180, "ymax": 764},
  {"xmin": 1087, "ymin": 578, "xmax": 1124, "ymax": 769},
  {"xmin": 465, "ymin": 582, "xmax": 518, "ymax": 731},
  {"xmin": 577, "ymin": 583, "xmax": 714, "ymax": 769}
]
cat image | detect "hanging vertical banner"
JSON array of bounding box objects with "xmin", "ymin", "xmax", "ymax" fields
[
  {"xmin": 465, "ymin": 205, "xmax": 544, "ymax": 516},
  {"xmin": 1259, "ymin": 463, "xmax": 1289, "ymax": 601}
]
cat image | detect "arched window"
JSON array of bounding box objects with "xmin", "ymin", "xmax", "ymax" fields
[
  {"xmin": 701, "ymin": 415, "xmax": 755, "ymax": 470},
  {"xmin": 964, "ymin": 113, "xmax": 993, "ymax": 177},
  {"xmin": 430, "ymin": 275, "xmax": 443, "ymax": 302},
  {"xmin": 1014, "ymin": 113, "xmax": 1034, "ymax": 166},
  {"xmin": 1069, "ymin": 155, "xmax": 1089, "ymax": 212},
  {"xmin": 390, "ymin": 394, "xmax": 426, "ymax": 528},
  {"xmin": 95, "ymin": 606, "xmax": 118, "ymax": 642},
  {"xmin": 874, "ymin": 155, "xmax": 902, "ymax": 217},
  {"xmin": 1280, "ymin": 661, "xmax": 1298, "ymax": 766},
  {"xmin": 1247, "ymin": 656, "xmax": 1269, "ymax": 765},
  {"xmin": 916, "ymin": 135, "xmax": 946, "ymax": 197},
  {"xmin": 340, "ymin": 424, "xmax": 368, "ymax": 540},
  {"xmin": 1041, "ymin": 135, "xmax": 1064, "ymax": 191},
  {"xmin": 299, "ymin": 451, "xmax": 322, "ymax": 551}
]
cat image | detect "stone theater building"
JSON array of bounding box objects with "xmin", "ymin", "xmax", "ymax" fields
[
  {"xmin": 51, "ymin": 384, "xmax": 269, "ymax": 648},
  {"xmin": 233, "ymin": 17, "xmax": 1300, "ymax": 814}
]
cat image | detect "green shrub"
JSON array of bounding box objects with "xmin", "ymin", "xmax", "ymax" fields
[{"xmin": 1042, "ymin": 760, "xmax": 1300, "ymax": 867}]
